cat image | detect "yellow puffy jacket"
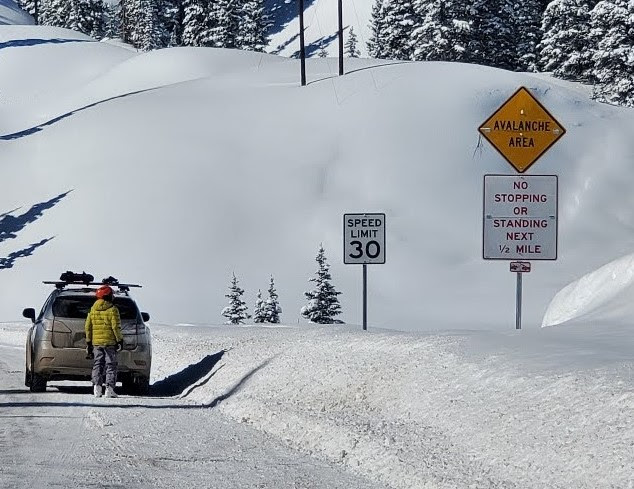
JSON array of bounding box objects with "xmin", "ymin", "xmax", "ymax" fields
[{"xmin": 84, "ymin": 299, "xmax": 123, "ymax": 347}]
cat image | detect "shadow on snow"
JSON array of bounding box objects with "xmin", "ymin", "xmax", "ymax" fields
[
  {"xmin": 0, "ymin": 38, "xmax": 92, "ymax": 50},
  {"xmin": 0, "ymin": 354, "xmax": 274, "ymax": 410}
]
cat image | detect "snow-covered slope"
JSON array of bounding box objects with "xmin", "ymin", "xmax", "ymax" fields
[
  {"xmin": 1, "ymin": 26, "xmax": 634, "ymax": 330},
  {"xmin": 265, "ymin": 0, "xmax": 373, "ymax": 57},
  {"xmin": 0, "ymin": 0, "xmax": 32, "ymax": 25}
]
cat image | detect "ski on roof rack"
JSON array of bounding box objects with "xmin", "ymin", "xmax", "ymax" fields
[{"xmin": 43, "ymin": 271, "xmax": 141, "ymax": 290}]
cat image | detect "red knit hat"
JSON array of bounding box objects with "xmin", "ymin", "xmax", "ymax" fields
[{"xmin": 95, "ymin": 285, "xmax": 113, "ymax": 299}]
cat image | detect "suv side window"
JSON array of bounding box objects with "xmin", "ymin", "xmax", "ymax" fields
[{"xmin": 37, "ymin": 293, "xmax": 55, "ymax": 322}]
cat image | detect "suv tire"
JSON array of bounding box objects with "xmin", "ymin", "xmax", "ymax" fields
[
  {"xmin": 29, "ymin": 373, "xmax": 47, "ymax": 392},
  {"xmin": 122, "ymin": 375, "xmax": 150, "ymax": 396}
]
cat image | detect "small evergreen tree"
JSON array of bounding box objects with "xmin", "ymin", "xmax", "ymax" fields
[
  {"xmin": 253, "ymin": 289, "xmax": 267, "ymax": 323},
  {"xmin": 301, "ymin": 244, "xmax": 343, "ymax": 324},
  {"xmin": 221, "ymin": 273, "xmax": 250, "ymax": 324},
  {"xmin": 264, "ymin": 275, "xmax": 282, "ymax": 324},
  {"xmin": 345, "ymin": 26, "xmax": 361, "ymax": 57}
]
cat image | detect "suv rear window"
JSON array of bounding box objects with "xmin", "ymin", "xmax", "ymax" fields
[{"xmin": 52, "ymin": 296, "xmax": 139, "ymax": 320}]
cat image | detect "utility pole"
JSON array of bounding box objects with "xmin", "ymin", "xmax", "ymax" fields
[
  {"xmin": 299, "ymin": 0, "xmax": 306, "ymax": 86},
  {"xmin": 338, "ymin": 0, "xmax": 343, "ymax": 75}
]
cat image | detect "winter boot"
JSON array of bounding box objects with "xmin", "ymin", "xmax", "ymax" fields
[
  {"xmin": 93, "ymin": 385, "xmax": 102, "ymax": 397},
  {"xmin": 105, "ymin": 385, "xmax": 117, "ymax": 398}
]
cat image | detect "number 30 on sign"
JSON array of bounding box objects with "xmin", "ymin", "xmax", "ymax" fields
[{"xmin": 343, "ymin": 213, "xmax": 386, "ymax": 264}]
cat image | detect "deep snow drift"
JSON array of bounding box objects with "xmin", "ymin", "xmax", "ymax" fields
[{"xmin": 1, "ymin": 26, "xmax": 634, "ymax": 330}]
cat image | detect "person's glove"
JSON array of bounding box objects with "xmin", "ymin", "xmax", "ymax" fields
[
  {"xmin": 116, "ymin": 341, "xmax": 123, "ymax": 352},
  {"xmin": 86, "ymin": 342, "xmax": 94, "ymax": 359}
]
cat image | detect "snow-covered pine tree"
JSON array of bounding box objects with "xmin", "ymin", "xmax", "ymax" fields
[
  {"xmin": 206, "ymin": 0, "xmax": 240, "ymax": 48},
  {"xmin": 40, "ymin": 0, "xmax": 70, "ymax": 28},
  {"xmin": 367, "ymin": 0, "xmax": 387, "ymax": 58},
  {"xmin": 468, "ymin": 0, "xmax": 517, "ymax": 70},
  {"xmin": 237, "ymin": 0, "xmax": 269, "ymax": 51},
  {"xmin": 513, "ymin": 0, "xmax": 542, "ymax": 71},
  {"xmin": 103, "ymin": 1, "xmax": 121, "ymax": 39},
  {"xmin": 378, "ymin": 0, "xmax": 419, "ymax": 60},
  {"xmin": 139, "ymin": 0, "xmax": 162, "ymax": 50},
  {"xmin": 65, "ymin": 0, "xmax": 104, "ymax": 38},
  {"xmin": 18, "ymin": 0, "xmax": 40, "ymax": 23},
  {"xmin": 157, "ymin": 0, "xmax": 182, "ymax": 47},
  {"xmin": 221, "ymin": 273, "xmax": 250, "ymax": 324},
  {"xmin": 264, "ymin": 275, "xmax": 282, "ymax": 324},
  {"xmin": 537, "ymin": 0, "xmax": 597, "ymax": 80},
  {"xmin": 301, "ymin": 244, "xmax": 343, "ymax": 324},
  {"xmin": 411, "ymin": 0, "xmax": 471, "ymax": 62},
  {"xmin": 253, "ymin": 289, "xmax": 266, "ymax": 323},
  {"xmin": 120, "ymin": 0, "xmax": 143, "ymax": 45},
  {"xmin": 590, "ymin": 0, "xmax": 634, "ymax": 107},
  {"xmin": 182, "ymin": 0, "xmax": 208, "ymax": 46},
  {"xmin": 345, "ymin": 26, "xmax": 361, "ymax": 57}
]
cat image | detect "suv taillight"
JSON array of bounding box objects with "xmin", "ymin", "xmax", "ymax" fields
[{"xmin": 43, "ymin": 319, "xmax": 54, "ymax": 332}]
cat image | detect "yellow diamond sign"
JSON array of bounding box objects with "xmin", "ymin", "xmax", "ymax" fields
[{"xmin": 479, "ymin": 87, "xmax": 566, "ymax": 173}]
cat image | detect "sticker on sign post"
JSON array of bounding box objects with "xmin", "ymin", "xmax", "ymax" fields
[{"xmin": 483, "ymin": 175, "xmax": 558, "ymax": 260}]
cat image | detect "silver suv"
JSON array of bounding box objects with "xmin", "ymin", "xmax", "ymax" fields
[{"xmin": 23, "ymin": 274, "xmax": 152, "ymax": 395}]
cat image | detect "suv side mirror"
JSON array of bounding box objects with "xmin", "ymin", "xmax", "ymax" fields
[
  {"xmin": 23, "ymin": 308, "xmax": 36, "ymax": 323},
  {"xmin": 141, "ymin": 312, "xmax": 150, "ymax": 322}
]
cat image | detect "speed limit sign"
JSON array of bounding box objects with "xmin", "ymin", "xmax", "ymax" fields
[{"xmin": 343, "ymin": 213, "xmax": 386, "ymax": 264}]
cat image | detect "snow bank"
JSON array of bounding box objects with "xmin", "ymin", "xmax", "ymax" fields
[
  {"xmin": 152, "ymin": 323, "xmax": 633, "ymax": 489},
  {"xmin": 543, "ymin": 252, "xmax": 634, "ymax": 326}
]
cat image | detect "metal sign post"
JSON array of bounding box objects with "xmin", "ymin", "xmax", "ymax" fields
[
  {"xmin": 479, "ymin": 87, "xmax": 564, "ymax": 330},
  {"xmin": 510, "ymin": 261, "xmax": 531, "ymax": 329},
  {"xmin": 483, "ymin": 175, "xmax": 557, "ymax": 329},
  {"xmin": 344, "ymin": 213, "xmax": 386, "ymax": 331},
  {"xmin": 298, "ymin": 0, "xmax": 306, "ymax": 86}
]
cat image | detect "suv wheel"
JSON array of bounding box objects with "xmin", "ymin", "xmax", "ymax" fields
[
  {"xmin": 122, "ymin": 375, "xmax": 150, "ymax": 396},
  {"xmin": 29, "ymin": 373, "xmax": 47, "ymax": 392}
]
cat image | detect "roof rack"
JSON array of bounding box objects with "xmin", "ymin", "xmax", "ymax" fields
[{"xmin": 43, "ymin": 271, "xmax": 141, "ymax": 292}]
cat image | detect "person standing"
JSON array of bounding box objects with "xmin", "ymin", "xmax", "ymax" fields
[{"xmin": 85, "ymin": 285, "xmax": 123, "ymax": 398}]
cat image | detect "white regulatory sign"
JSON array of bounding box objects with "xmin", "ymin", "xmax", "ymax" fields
[
  {"xmin": 483, "ymin": 175, "xmax": 558, "ymax": 260},
  {"xmin": 343, "ymin": 213, "xmax": 386, "ymax": 264}
]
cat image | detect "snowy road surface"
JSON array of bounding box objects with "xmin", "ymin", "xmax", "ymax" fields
[
  {"xmin": 0, "ymin": 333, "xmax": 382, "ymax": 488},
  {"xmin": 1, "ymin": 322, "xmax": 632, "ymax": 489}
]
